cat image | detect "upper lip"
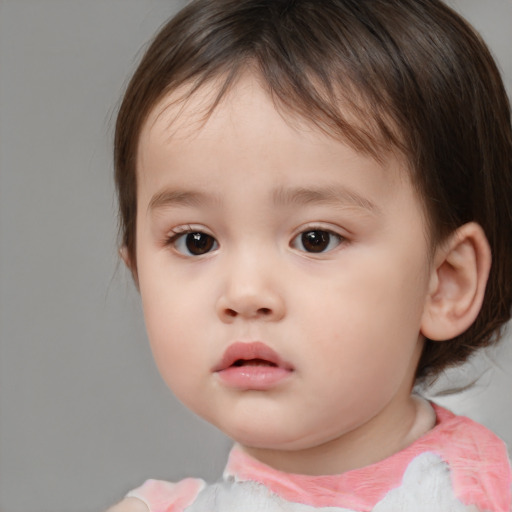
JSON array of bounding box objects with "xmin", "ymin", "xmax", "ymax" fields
[{"xmin": 213, "ymin": 341, "xmax": 294, "ymax": 372}]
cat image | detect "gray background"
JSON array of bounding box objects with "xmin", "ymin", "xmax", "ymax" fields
[{"xmin": 0, "ymin": 1, "xmax": 510, "ymax": 511}]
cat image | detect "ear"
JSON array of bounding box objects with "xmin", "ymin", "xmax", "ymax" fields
[
  {"xmin": 119, "ymin": 246, "xmax": 139, "ymax": 288},
  {"xmin": 420, "ymin": 222, "xmax": 491, "ymax": 341}
]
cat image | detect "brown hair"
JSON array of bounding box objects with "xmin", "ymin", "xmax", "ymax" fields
[{"xmin": 114, "ymin": 0, "xmax": 512, "ymax": 378}]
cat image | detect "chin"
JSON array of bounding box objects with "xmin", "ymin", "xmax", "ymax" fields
[
  {"xmin": 222, "ymin": 422, "xmax": 323, "ymax": 452},
  {"xmin": 211, "ymin": 419, "xmax": 288, "ymax": 449}
]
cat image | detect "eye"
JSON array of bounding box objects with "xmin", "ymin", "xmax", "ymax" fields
[
  {"xmin": 292, "ymin": 229, "xmax": 343, "ymax": 253},
  {"xmin": 170, "ymin": 231, "xmax": 218, "ymax": 256}
]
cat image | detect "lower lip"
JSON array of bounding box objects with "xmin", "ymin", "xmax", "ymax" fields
[{"xmin": 216, "ymin": 366, "xmax": 292, "ymax": 390}]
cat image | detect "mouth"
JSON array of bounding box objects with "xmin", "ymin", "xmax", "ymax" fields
[
  {"xmin": 232, "ymin": 359, "xmax": 278, "ymax": 367},
  {"xmin": 214, "ymin": 341, "xmax": 293, "ymax": 372},
  {"xmin": 213, "ymin": 342, "xmax": 293, "ymax": 390}
]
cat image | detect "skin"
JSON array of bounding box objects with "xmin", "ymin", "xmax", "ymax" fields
[
  {"xmin": 107, "ymin": 498, "xmax": 149, "ymax": 512},
  {"xmin": 131, "ymin": 74, "xmax": 440, "ymax": 476}
]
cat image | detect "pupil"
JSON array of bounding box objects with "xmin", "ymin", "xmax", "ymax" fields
[
  {"xmin": 302, "ymin": 230, "xmax": 329, "ymax": 252},
  {"xmin": 186, "ymin": 232, "xmax": 214, "ymax": 255}
]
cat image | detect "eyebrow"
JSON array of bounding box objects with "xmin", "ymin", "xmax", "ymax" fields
[
  {"xmin": 148, "ymin": 189, "xmax": 214, "ymax": 213},
  {"xmin": 148, "ymin": 184, "xmax": 379, "ymax": 214},
  {"xmin": 272, "ymin": 185, "xmax": 379, "ymax": 213}
]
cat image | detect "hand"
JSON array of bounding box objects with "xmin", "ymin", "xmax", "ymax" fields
[{"xmin": 105, "ymin": 497, "xmax": 149, "ymax": 512}]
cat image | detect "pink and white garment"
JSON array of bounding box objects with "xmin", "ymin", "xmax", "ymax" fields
[{"xmin": 127, "ymin": 403, "xmax": 511, "ymax": 511}]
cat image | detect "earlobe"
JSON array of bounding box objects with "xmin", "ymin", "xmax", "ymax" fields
[
  {"xmin": 119, "ymin": 246, "xmax": 139, "ymax": 287},
  {"xmin": 420, "ymin": 222, "xmax": 491, "ymax": 341}
]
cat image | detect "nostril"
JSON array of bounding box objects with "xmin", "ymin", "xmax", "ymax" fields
[
  {"xmin": 225, "ymin": 308, "xmax": 237, "ymax": 317},
  {"xmin": 258, "ymin": 307, "xmax": 271, "ymax": 315}
]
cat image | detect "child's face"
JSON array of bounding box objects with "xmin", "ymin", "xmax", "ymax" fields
[{"xmin": 134, "ymin": 75, "xmax": 435, "ymax": 473}]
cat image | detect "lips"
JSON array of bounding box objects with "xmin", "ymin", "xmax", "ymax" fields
[
  {"xmin": 213, "ymin": 342, "xmax": 293, "ymax": 390},
  {"xmin": 214, "ymin": 341, "xmax": 292, "ymax": 371}
]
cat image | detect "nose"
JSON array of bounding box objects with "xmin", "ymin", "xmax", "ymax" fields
[{"xmin": 216, "ymin": 253, "xmax": 286, "ymax": 323}]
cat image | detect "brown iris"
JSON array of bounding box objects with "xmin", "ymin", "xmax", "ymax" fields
[
  {"xmin": 185, "ymin": 232, "xmax": 216, "ymax": 255},
  {"xmin": 301, "ymin": 230, "xmax": 331, "ymax": 253}
]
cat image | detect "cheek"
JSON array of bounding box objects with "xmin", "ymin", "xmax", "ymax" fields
[
  {"xmin": 295, "ymin": 258, "xmax": 427, "ymax": 378},
  {"xmin": 144, "ymin": 316, "xmax": 207, "ymax": 409},
  {"xmin": 139, "ymin": 277, "xmax": 228, "ymax": 411},
  {"xmin": 138, "ymin": 276, "xmax": 202, "ymax": 385},
  {"xmin": 302, "ymin": 261, "xmax": 426, "ymax": 337}
]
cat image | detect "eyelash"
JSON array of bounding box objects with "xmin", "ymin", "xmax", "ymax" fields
[{"xmin": 165, "ymin": 226, "xmax": 346, "ymax": 256}]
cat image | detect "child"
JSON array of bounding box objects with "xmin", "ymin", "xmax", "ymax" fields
[{"xmin": 108, "ymin": 0, "xmax": 512, "ymax": 510}]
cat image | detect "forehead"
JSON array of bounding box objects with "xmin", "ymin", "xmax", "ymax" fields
[
  {"xmin": 136, "ymin": 74, "xmax": 420, "ymax": 214},
  {"xmin": 139, "ymin": 74, "xmax": 320, "ymax": 162},
  {"xmin": 138, "ymin": 75, "xmax": 416, "ymax": 209},
  {"xmin": 138, "ymin": 72, "xmax": 406, "ymax": 173}
]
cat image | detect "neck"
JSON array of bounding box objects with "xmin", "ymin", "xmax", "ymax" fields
[{"xmin": 241, "ymin": 395, "xmax": 436, "ymax": 476}]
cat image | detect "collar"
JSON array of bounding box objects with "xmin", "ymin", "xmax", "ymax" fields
[{"xmin": 223, "ymin": 403, "xmax": 509, "ymax": 510}]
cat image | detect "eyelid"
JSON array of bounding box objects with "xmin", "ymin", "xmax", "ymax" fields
[
  {"xmin": 165, "ymin": 223, "xmax": 212, "ymax": 237},
  {"xmin": 291, "ymin": 222, "xmax": 348, "ymax": 239}
]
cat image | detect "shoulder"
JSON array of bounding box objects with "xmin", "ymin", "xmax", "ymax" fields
[
  {"xmin": 429, "ymin": 403, "xmax": 510, "ymax": 469},
  {"xmin": 425, "ymin": 403, "xmax": 512, "ymax": 511},
  {"xmin": 123, "ymin": 478, "xmax": 206, "ymax": 512}
]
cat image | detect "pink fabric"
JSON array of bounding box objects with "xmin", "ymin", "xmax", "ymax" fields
[
  {"xmin": 127, "ymin": 404, "xmax": 511, "ymax": 511},
  {"xmin": 225, "ymin": 404, "xmax": 511, "ymax": 511},
  {"xmin": 127, "ymin": 478, "xmax": 204, "ymax": 512}
]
